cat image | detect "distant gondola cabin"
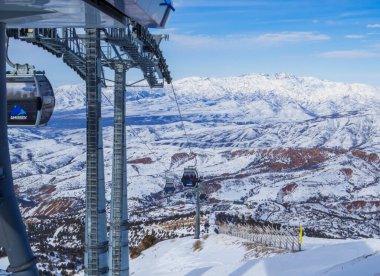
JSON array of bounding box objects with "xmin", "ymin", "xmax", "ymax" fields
[
  {"xmin": 164, "ymin": 178, "xmax": 175, "ymax": 194},
  {"xmin": 6, "ymin": 72, "xmax": 55, "ymax": 127}
]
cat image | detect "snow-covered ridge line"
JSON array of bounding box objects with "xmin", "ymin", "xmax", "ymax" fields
[
  {"xmin": 53, "ymin": 73, "xmax": 380, "ymax": 124},
  {"xmin": 55, "ymin": 73, "xmax": 380, "ymax": 102},
  {"xmin": 173, "ymin": 73, "xmax": 380, "ymax": 100}
]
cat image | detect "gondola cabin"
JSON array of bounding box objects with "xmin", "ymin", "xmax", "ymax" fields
[
  {"xmin": 164, "ymin": 178, "xmax": 175, "ymax": 194},
  {"xmin": 6, "ymin": 72, "xmax": 55, "ymax": 127},
  {"xmin": 181, "ymin": 166, "xmax": 199, "ymax": 188}
]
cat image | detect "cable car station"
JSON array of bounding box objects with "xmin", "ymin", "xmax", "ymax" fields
[{"xmin": 0, "ymin": 1, "xmax": 173, "ymax": 275}]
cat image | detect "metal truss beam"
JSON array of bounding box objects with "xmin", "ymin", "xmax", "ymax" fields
[{"xmin": 6, "ymin": 23, "xmax": 172, "ymax": 88}]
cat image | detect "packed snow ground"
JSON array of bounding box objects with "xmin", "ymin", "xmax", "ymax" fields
[
  {"xmin": 1, "ymin": 235, "xmax": 379, "ymax": 275},
  {"xmin": 129, "ymin": 234, "xmax": 380, "ymax": 276}
]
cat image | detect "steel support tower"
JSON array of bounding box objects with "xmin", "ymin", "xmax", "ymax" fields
[
  {"xmin": 195, "ymin": 184, "xmax": 200, "ymax": 239},
  {"xmin": 109, "ymin": 62, "xmax": 129, "ymax": 275},
  {"xmin": 84, "ymin": 28, "xmax": 109, "ymax": 276},
  {"xmin": 0, "ymin": 22, "xmax": 38, "ymax": 276}
]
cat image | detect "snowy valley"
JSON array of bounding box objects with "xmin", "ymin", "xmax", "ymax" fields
[{"xmin": 2, "ymin": 73, "xmax": 380, "ymax": 274}]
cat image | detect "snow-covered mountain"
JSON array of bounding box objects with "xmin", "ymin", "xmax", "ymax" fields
[
  {"xmin": 6, "ymin": 73, "xmax": 380, "ymax": 272},
  {"xmin": 56, "ymin": 73, "xmax": 380, "ymax": 123}
]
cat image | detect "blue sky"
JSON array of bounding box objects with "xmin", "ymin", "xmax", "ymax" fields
[{"xmin": 7, "ymin": 0, "xmax": 380, "ymax": 86}]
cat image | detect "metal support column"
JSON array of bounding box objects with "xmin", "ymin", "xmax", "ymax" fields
[
  {"xmin": 109, "ymin": 63, "xmax": 129, "ymax": 275},
  {"xmin": 84, "ymin": 28, "xmax": 108, "ymax": 276},
  {"xmin": 195, "ymin": 184, "xmax": 200, "ymax": 239},
  {"xmin": 0, "ymin": 22, "xmax": 38, "ymax": 276}
]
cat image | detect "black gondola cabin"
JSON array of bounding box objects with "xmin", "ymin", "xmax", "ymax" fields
[
  {"xmin": 181, "ymin": 166, "xmax": 199, "ymax": 188},
  {"xmin": 6, "ymin": 72, "xmax": 55, "ymax": 127},
  {"xmin": 164, "ymin": 178, "xmax": 175, "ymax": 194}
]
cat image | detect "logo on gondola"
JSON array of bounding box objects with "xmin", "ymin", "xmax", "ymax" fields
[{"xmin": 10, "ymin": 105, "xmax": 27, "ymax": 120}]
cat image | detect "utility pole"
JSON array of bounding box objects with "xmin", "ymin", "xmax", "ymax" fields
[{"xmin": 0, "ymin": 22, "xmax": 38, "ymax": 276}]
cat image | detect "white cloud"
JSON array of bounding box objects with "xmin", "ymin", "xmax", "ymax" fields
[
  {"xmin": 170, "ymin": 34, "xmax": 219, "ymax": 49},
  {"xmin": 371, "ymin": 43, "xmax": 380, "ymax": 49},
  {"xmin": 170, "ymin": 32, "xmax": 330, "ymax": 50},
  {"xmin": 344, "ymin": 34, "xmax": 364, "ymax": 39},
  {"xmin": 367, "ymin": 24, "xmax": 380, "ymax": 28},
  {"xmin": 319, "ymin": 50, "xmax": 380, "ymax": 59},
  {"xmin": 339, "ymin": 11, "xmax": 370, "ymax": 18},
  {"xmin": 252, "ymin": 32, "xmax": 330, "ymax": 43},
  {"xmin": 175, "ymin": 0, "xmax": 268, "ymax": 8}
]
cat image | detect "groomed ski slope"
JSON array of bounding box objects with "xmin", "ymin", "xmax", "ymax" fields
[
  {"xmin": 129, "ymin": 234, "xmax": 380, "ymax": 276},
  {"xmin": 0, "ymin": 231, "xmax": 379, "ymax": 276}
]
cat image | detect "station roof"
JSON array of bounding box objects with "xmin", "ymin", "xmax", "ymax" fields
[{"xmin": 0, "ymin": 0, "xmax": 172, "ymax": 28}]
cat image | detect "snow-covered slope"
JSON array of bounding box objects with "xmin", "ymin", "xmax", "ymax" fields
[
  {"xmin": 3, "ymin": 234, "xmax": 380, "ymax": 276},
  {"xmin": 129, "ymin": 234, "xmax": 380, "ymax": 276}
]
